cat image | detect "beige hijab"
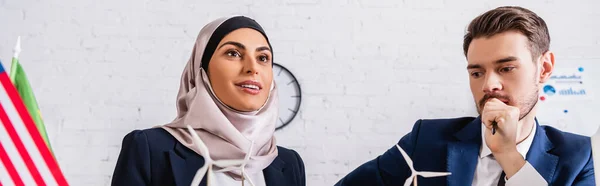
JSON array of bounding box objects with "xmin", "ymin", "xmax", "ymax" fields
[{"xmin": 161, "ymin": 16, "xmax": 279, "ymax": 179}]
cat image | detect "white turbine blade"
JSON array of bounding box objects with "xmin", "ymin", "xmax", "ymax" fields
[
  {"xmin": 213, "ymin": 159, "xmax": 246, "ymax": 168},
  {"xmin": 190, "ymin": 164, "xmax": 209, "ymax": 186},
  {"xmin": 244, "ymin": 174, "xmax": 256, "ymax": 186},
  {"xmin": 187, "ymin": 125, "xmax": 210, "ymax": 157},
  {"xmin": 245, "ymin": 141, "xmax": 255, "ymax": 161},
  {"xmin": 214, "ymin": 166, "xmax": 238, "ymax": 173},
  {"xmin": 394, "ymin": 145, "xmax": 452, "ymax": 185},
  {"xmin": 418, "ymin": 171, "xmax": 452, "ymax": 178},
  {"xmin": 241, "ymin": 155, "xmax": 254, "ymax": 186},
  {"xmin": 206, "ymin": 166, "xmax": 216, "ymax": 186},
  {"xmin": 404, "ymin": 175, "xmax": 415, "ymax": 186},
  {"xmin": 242, "ymin": 169, "xmax": 254, "ymax": 186},
  {"xmin": 396, "ymin": 144, "xmax": 414, "ymax": 169},
  {"xmin": 240, "ymin": 141, "xmax": 256, "ymax": 186}
]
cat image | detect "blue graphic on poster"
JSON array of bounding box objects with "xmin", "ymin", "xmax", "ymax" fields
[
  {"xmin": 543, "ymin": 85, "xmax": 556, "ymax": 96},
  {"xmin": 537, "ymin": 65, "xmax": 596, "ymax": 136},
  {"xmin": 540, "ymin": 67, "xmax": 589, "ymax": 100}
]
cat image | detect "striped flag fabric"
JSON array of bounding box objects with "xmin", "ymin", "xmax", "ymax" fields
[{"xmin": 0, "ymin": 59, "xmax": 68, "ymax": 185}]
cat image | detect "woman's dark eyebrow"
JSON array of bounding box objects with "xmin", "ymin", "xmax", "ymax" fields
[
  {"xmin": 218, "ymin": 41, "xmax": 245, "ymax": 50},
  {"xmin": 256, "ymin": 46, "xmax": 271, "ymax": 52}
]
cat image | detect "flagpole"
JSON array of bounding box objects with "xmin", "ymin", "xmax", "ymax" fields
[
  {"xmin": 10, "ymin": 36, "xmax": 21, "ymax": 82},
  {"xmin": 8, "ymin": 36, "xmax": 54, "ymax": 156}
]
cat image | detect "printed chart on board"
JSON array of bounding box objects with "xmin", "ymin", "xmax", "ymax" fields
[{"xmin": 537, "ymin": 65, "xmax": 598, "ymax": 136}]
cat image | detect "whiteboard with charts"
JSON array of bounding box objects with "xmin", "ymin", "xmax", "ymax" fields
[{"xmin": 537, "ymin": 61, "xmax": 599, "ymax": 137}]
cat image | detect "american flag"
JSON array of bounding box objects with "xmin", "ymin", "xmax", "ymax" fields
[{"xmin": 0, "ymin": 60, "xmax": 68, "ymax": 186}]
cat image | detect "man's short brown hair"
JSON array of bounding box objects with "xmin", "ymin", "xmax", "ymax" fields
[{"xmin": 463, "ymin": 6, "xmax": 551, "ymax": 59}]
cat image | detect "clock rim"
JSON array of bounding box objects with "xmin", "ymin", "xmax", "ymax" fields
[{"xmin": 273, "ymin": 62, "xmax": 302, "ymax": 131}]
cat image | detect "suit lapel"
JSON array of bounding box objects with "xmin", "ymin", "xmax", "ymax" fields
[
  {"xmin": 263, "ymin": 155, "xmax": 286, "ymax": 186},
  {"xmin": 525, "ymin": 118, "xmax": 558, "ymax": 183},
  {"xmin": 447, "ymin": 117, "xmax": 482, "ymax": 186},
  {"xmin": 168, "ymin": 142, "xmax": 207, "ymax": 186}
]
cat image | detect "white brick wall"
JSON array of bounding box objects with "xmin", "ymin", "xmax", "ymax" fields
[{"xmin": 1, "ymin": 0, "xmax": 599, "ymax": 185}]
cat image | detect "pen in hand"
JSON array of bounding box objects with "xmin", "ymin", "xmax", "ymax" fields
[{"xmin": 491, "ymin": 121, "xmax": 498, "ymax": 135}]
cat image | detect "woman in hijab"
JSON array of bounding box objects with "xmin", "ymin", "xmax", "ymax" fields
[{"xmin": 111, "ymin": 16, "xmax": 306, "ymax": 186}]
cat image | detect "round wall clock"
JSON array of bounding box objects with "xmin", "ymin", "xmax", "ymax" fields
[{"xmin": 272, "ymin": 63, "xmax": 301, "ymax": 131}]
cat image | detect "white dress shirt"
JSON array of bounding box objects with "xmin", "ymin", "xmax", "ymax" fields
[
  {"xmin": 472, "ymin": 122, "xmax": 547, "ymax": 185},
  {"xmin": 213, "ymin": 171, "xmax": 267, "ymax": 186}
]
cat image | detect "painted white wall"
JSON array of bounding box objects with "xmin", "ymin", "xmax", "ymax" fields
[{"xmin": 1, "ymin": 0, "xmax": 599, "ymax": 185}]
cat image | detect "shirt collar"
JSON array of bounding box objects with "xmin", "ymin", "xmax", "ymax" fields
[{"xmin": 479, "ymin": 120, "xmax": 537, "ymax": 159}]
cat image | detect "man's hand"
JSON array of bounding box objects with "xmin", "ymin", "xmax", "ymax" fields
[{"xmin": 482, "ymin": 98, "xmax": 525, "ymax": 179}]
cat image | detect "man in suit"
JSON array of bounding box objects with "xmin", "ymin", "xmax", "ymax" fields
[{"xmin": 335, "ymin": 6, "xmax": 594, "ymax": 186}]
